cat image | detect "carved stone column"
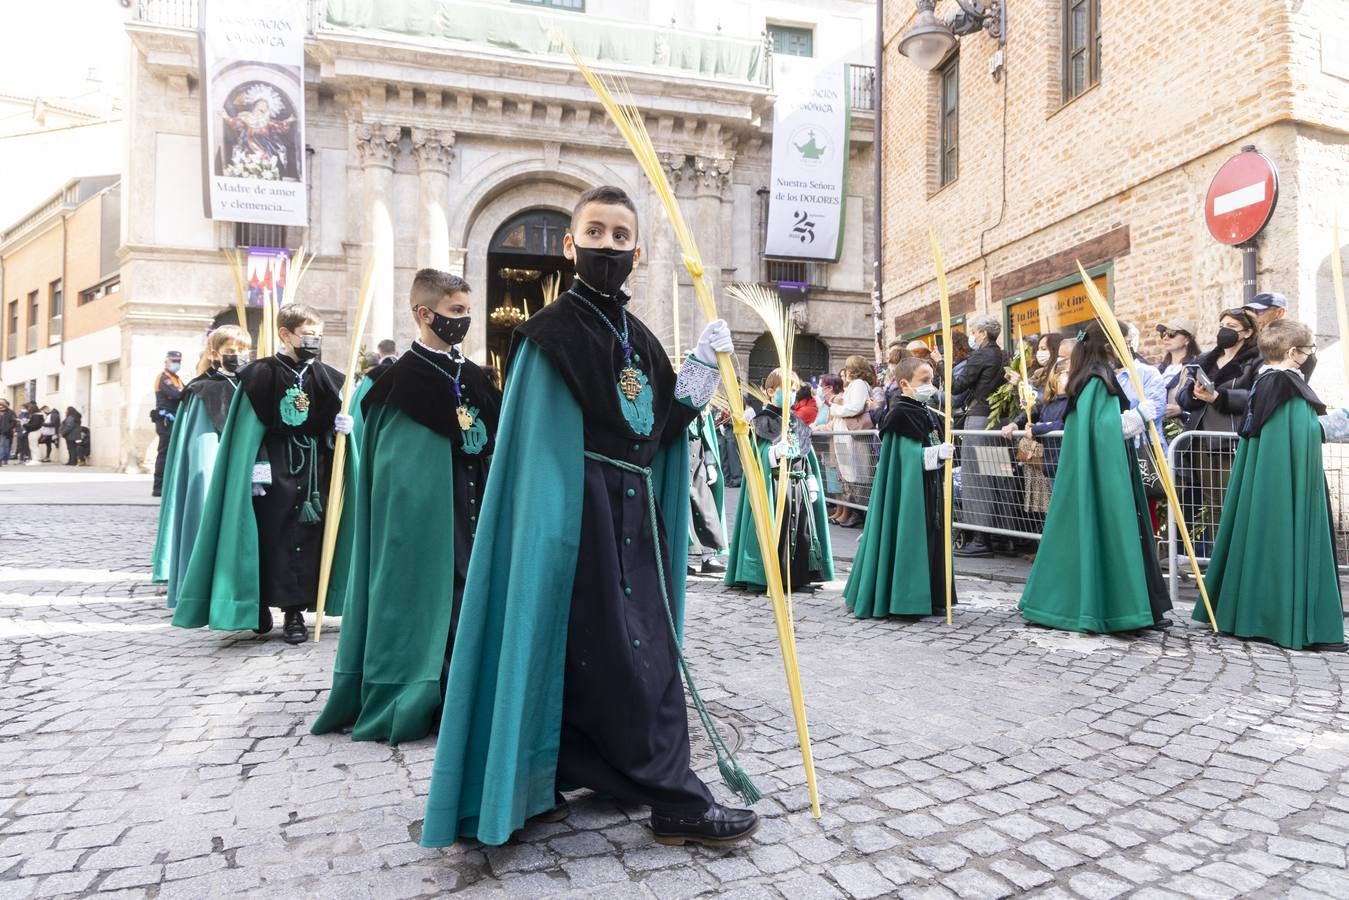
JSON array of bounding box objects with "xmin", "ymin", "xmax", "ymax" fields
[
  {"xmin": 355, "ymin": 121, "xmax": 402, "ymax": 345},
  {"xmin": 411, "ymin": 127, "xmax": 456, "ymax": 271}
]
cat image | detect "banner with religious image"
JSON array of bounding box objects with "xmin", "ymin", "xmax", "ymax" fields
[
  {"xmin": 199, "ymin": 0, "xmax": 308, "ymax": 226},
  {"xmin": 764, "ymin": 56, "xmax": 850, "ymax": 262},
  {"xmin": 245, "ymin": 247, "xmax": 290, "ymax": 308}
]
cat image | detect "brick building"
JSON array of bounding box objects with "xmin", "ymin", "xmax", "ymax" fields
[
  {"xmin": 880, "ymin": 0, "xmax": 1349, "ymax": 378},
  {"xmin": 0, "ymin": 176, "xmax": 123, "ymax": 466}
]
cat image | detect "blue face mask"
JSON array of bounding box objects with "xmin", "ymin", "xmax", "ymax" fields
[{"xmin": 773, "ymin": 389, "xmax": 785, "ymax": 407}]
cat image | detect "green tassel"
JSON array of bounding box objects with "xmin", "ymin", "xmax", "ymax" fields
[
  {"xmin": 309, "ymin": 490, "xmax": 323, "ymax": 517},
  {"xmin": 298, "ymin": 498, "xmax": 321, "ymax": 525},
  {"xmin": 718, "ymin": 757, "xmax": 763, "ymax": 805}
]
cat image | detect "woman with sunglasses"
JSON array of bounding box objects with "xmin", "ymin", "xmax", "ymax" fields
[{"xmin": 1176, "ymin": 308, "xmax": 1260, "ymax": 555}]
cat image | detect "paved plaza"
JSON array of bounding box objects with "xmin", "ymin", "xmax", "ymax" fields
[{"xmin": 3, "ymin": 477, "xmax": 1349, "ymax": 898}]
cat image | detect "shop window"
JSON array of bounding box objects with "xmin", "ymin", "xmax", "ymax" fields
[{"xmin": 1004, "ymin": 274, "xmax": 1108, "ymax": 346}]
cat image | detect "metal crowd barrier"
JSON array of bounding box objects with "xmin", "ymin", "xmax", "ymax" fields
[
  {"xmin": 1164, "ymin": 430, "xmax": 1349, "ymax": 605},
  {"xmin": 805, "ymin": 426, "xmax": 1349, "ymax": 595},
  {"xmin": 810, "ymin": 427, "xmax": 1065, "ymax": 544}
]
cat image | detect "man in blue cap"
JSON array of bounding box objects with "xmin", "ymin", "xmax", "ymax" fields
[{"xmin": 152, "ymin": 350, "xmax": 184, "ymax": 497}]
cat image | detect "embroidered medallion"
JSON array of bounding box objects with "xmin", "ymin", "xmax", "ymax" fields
[
  {"xmin": 616, "ymin": 368, "xmax": 655, "ymax": 436},
  {"xmin": 619, "ymin": 366, "xmax": 643, "ymax": 401},
  {"xmin": 460, "ymin": 405, "xmax": 488, "ymax": 455},
  {"xmin": 280, "ymin": 385, "xmax": 311, "ymax": 426}
]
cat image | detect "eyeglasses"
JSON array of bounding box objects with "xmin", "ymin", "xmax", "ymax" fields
[{"xmin": 1222, "ymin": 309, "xmax": 1257, "ymax": 327}]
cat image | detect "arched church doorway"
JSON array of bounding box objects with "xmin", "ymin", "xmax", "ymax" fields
[
  {"xmin": 747, "ymin": 332, "xmax": 831, "ymax": 388},
  {"xmin": 486, "ymin": 208, "xmax": 573, "ymax": 369}
]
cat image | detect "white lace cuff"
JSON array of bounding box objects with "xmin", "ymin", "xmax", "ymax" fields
[
  {"xmin": 1120, "ymin": 409, "xmax": 1145, "ymax": 439},
  {"xmin": 251, "ymin": 462, "xmax": 272, "ymax": 485},
  {"xmin": 1321, "ymin": 408, "xmax": 1349, "ymax": 443},
  {"xmin": 922, "ymin": 444, "xmax": 942, "ymax": 471},
  {"xmin": 674, "ymin": 354, "xmax": 720, "ymax": 409}
]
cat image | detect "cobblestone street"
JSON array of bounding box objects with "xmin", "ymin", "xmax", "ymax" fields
[{"xmin": 4, "ymin": 491, "xmax": 1349, "ymax": 898}]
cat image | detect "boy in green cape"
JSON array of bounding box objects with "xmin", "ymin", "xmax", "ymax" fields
[
  {"xmin": 1019, "ymin": 322, "xmax": 1171, "ymax": 633},
  {"xmin": 1194, "ymin": 318, "xmax": 1346, "ymax": 651},
  {"xmin": 312, "ymin": 270, "xmax": 501, "ymax": 743},
  {"xmin": 725, "ymin": 369, "xmax": 834, "ymax": 592},
  {"xmin": 152, "ymin": 325, "xmax": 252, "ymax": 607},
  {"xmin": 421, "ymin": 185, "xmax": 760, "ymax": 849},
  {"xmin": 845, "ymin": 357, "xmax": 955, "ymax": 618},
  {"xmin": 174, "ymin": 304, "xmax": 354, "ymax": 644}
]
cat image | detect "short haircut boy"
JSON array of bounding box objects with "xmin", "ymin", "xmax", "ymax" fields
[
  {"xmin": 377, "ymin": 339, "xmax": 397, "ymax": 355},
  {"xmin": 570, "ymin": 185, "xmax": 639, "ymax": 237},
  {"xmin": 1258, "ymin": 318, "xmax": 1313, "ymax": 364},
  {"xmin": 895, "ymin": 357, "xmax": 933, "ymax": 386},
  {"xmin": 410, "ymin": 268, "xmax": 471, "ymax": 310},
  {"xmin": 277, "ymin": 304, "xmax": 323, "ymax": 332}
]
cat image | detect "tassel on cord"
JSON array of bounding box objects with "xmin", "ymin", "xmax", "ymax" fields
[{"xmin": 290, "ymin": 435, "xmax": 323, "ymax": 525}]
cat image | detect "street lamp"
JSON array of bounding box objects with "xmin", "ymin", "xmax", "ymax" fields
[{"xmin": 898, "ymin": 0, "xmax": 1006, "ymax": 72}]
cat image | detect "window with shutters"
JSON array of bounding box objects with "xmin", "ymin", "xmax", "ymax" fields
[
  {"xmin": 939, "ymin": 54, "xmax": 959, "ymax": 187},
  {"xmin": 1062, "ymin": 0, "xmax": 1101, "ymax": 102}
]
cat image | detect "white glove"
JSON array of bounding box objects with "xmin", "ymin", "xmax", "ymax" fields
[
  {"xmin": 694, "ymin": 319, "xmax": 734, "ymax": 365},
  {"xmin": 937, "ymin": 442, "xmax": 955, "ymax": 460},
  {"xmin": 806, "ymin": 473, "xmax": 820, "ymax": 503},
  {"xmin": 705, "ymin": 463, "xmax": 718, "ymax": 486},
  {"xmin": 741, "ymin": 407, "xmax": 757, "ymax": 426},
  {"xmin": 1121, "ymin": 408, "xmax": 1145, "ymax": 438},
  {"xmin": 251, "ymin": 483, "xmax": 267, "ymax": 497},
  {"xmin": 333, "ymin": 413, "xmax": 354, "ymax": 435},
  {"xmin": 1136, "ymin": 399, "xmax": 1157, "ymax": 422},
  {"xmin": 922, "ymin": 443, "xmax": 954, "ymax": 471},
  {"xmin": 768, "ymin": 438, "xmax": 793, "ymax": 466}
]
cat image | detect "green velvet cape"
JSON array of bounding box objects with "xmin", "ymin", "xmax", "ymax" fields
[
  {"xmin": 1019, "ymin": 377, "xmax": 1157, "ymax": 633},
  {"xmin": 151, "ymin": 394, "xmax": 198, "ymax": 587},
  {"xmin": 1193, "ymin": 397, "xmax": 1344, "ymax": 648},
  {"xmin": 419, "ymin": 341, "xmax": 690, "ymax": 847},
  {"xmin": 723, "ymin": 438, "xmax": 835, "ymax": 590},
  {"xmin": 844, "ymin": 432, "xmax": 948, "ymax": 617},
  {"xmin": 172, "ymin": 391, "xmax": 355, "ymax": 630},
  {"xmin": 311, "ymin": 407, "xmax": 457, "ymax": 743}
]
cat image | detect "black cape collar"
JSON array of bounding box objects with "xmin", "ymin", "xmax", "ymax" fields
[
  {"xmin": 1067, "ymin": 367, "xmax": 1127, "ymax": 416},
  {"xmin": 881, "ymin": 395, "xmax": 939, "ymax": 443},
  {"xmin": 1241, "ymin": 368, "xmax": 1325, "ymax": 438},
  {"xmin": 239, "ymin": 354, "xmax": 342, "ymax": 435},
  {"xmin": 362, "ymin": 346, "xmax": 501, "ymax": 451},
  {"xmin": 512, "ymin": 276, "xmax": 674, "ymax": 442}
]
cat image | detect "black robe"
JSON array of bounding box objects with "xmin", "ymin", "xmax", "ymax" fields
[
  {"xmin": 879, "ymin": 395, "xmax": 955, "ymax": 615},
  {"xmin": 753, "ymin": 405, "xmax": 826, "ymax": 588},
  {"xmin": 239, "ymin": 354, "xmax": 343, "ymax": 612},
  {"xmin": 361, "ymin": 345, "xmax": 501, "ymax": 645},
  {"xmin": 512, "ymin": 278, "xmax": 711, "ymax": 816},
  {"xmin": 182, "ymin": 368, "xmax": 242, "ymax": 433}
]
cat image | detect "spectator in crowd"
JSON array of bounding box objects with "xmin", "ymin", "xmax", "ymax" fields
[
  {"xmin": 1221, "ymin": 292, "xmax": 1313, "ymax": 419},
  {"xmin": 828, "ymin": 355, "xmax": 877, "ymax": 528},
  {"xmin": 1155, "ymin": 319, "xmax": 1201, "ymax": 428},
  {"xmin": 1002, "ymin": 357, "xmax": 1071, "ymax": 502},
  {"xmin": 905, "ymin": 340, "xmax": 932, "ymax": 362},
  {"xmin": 1116, "ymin": 320, "xmax": 1169, "ymax": 445},
  {"xmin": 152, "ymin": 350, "xmax": 184, "ymax": 494},
  {"xmin": 59, "ymin": 407, "xmax": 83, "ymax": 466},
  {"xmin": 791, "ymin": 384, "xmax": 817, "ymax": 427},
  {"xmin": 1176, "ymin": 308, "xmax": 1260, "ymax": 555},
  {"xmin": 0, "ymin": 399, "xmax": 14, "ymax": 465},
  {"xmin": 16, "ymin": 403, "xmax": 34, "ymax": 464},
  {"xmin": 1030, "ymin": 333, "xmax": 1063, "ymax": 396},
  {"xmin": 949, "ymin": 315, "xmax": 1008, "ymax": 558},
  {"xmin": 366, "ymin": 338, "xmax": 398, "ymax": 382},
  {"xmin": 815, "ymin": 374, "xmax": 842, "ymax": 428},
  {"xmin": 1243, "ymin": 290, "xmax": 1288, "ymax": 330},
  {"xmin": 40, "ymin": 405, "xmax": 60, "ymax": 462}
]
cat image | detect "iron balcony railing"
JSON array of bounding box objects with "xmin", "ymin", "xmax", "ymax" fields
[{"xmin": 849, "ymin": 64, "xmax": 875, "ymax": 111}]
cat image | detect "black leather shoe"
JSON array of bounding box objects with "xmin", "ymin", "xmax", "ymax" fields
[
  {"xmin": 254, "ymin": 606, "xmax": 274, "ymax": 636},
  {"xmin": 954, "ymin": 541, "xmax": 993, "ymax": 558},
  {"xmin": 650, "ymin": 803, "xmax": 759, "ymax": 847},
  {"xmin": 701, "ymin": 556, "xmax": 727, "ymax": 574},
  {"xmin": 282, "ymin": 610, "xmax": 307, "ymax": 644}
]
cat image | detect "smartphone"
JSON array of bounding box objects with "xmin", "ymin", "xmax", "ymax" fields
[{"xmin": 1191, "ymin": 365, "xmax": 1215, "ymax": 393}]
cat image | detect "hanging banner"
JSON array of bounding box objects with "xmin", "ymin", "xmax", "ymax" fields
[
  {"xmin": 199, "ymin": 0, "xmax": 308, "ymax": 226},
  {"xmin": 245, "ymin": 247, "xmax": 290, "ymax": 308},
  {"xmin": 764, "ymin": 57, "xmax": 850, "ymax": 262}
]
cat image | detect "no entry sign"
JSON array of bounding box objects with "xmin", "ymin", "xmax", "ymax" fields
[{"xmin": 1205, "ymin": 150, "xmax": 1279, "ymax": 246}]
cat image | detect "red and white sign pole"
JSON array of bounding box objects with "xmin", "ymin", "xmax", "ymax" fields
[{"xmin": 1205, "ymin": 146, "xmax": 1280, "ymax": 305}]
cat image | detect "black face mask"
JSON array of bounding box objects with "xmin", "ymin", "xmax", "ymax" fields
[
  {"xmin": 1215, "ymin": 327, "xmax": 1240, "ymax": 350},
  {"xmin": 295, "ymin": 335, "xmax": 322, "ymax": 362},
  {"xmin": 426, "ymin": 311, "xmax": 470, "ymax": 347},
  {"xmin": 221, "ymin": 353, "xmax": 245, "ymax": 374},
  {"xmin": 573, "ymin": 246, "xmax": 635, "ymax": 297}
]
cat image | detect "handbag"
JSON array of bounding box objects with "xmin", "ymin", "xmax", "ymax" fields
[
  {"xmin": 1015, "ymin": 435, "xmax": 1043, "ymax": 464},
  {"xmin": 1137, "ymin": 440, "xmax": 1166, "ymax": 501}
]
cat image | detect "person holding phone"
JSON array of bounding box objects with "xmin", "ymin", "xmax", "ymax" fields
[{"xmin": 1175, "ymin": 309, "xmax": 1260, "ymax": 555}]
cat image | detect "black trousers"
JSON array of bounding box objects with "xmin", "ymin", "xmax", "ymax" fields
[{"xmin": 152, "ymin": 424, "xmax": 172, "ymax": 492}]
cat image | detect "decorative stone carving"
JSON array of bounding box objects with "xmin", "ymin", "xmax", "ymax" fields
[
  {"xmin": 411, "ymin": 127, "xmax": 456, "ymax": 172},
  {"xmin": 658, "ymin": 151, "xmax": 687, "ymax": 187},
  {"xmin": 692, "ymin": 155, "xmax": 734, "ymax": 195},
  {"xmin": 790, "ymin": 302, "xmax": 810, "ymax": 334},
  {"xmin": 355, "ymin": 122, "xmax": 402, "ymax": 168}
]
